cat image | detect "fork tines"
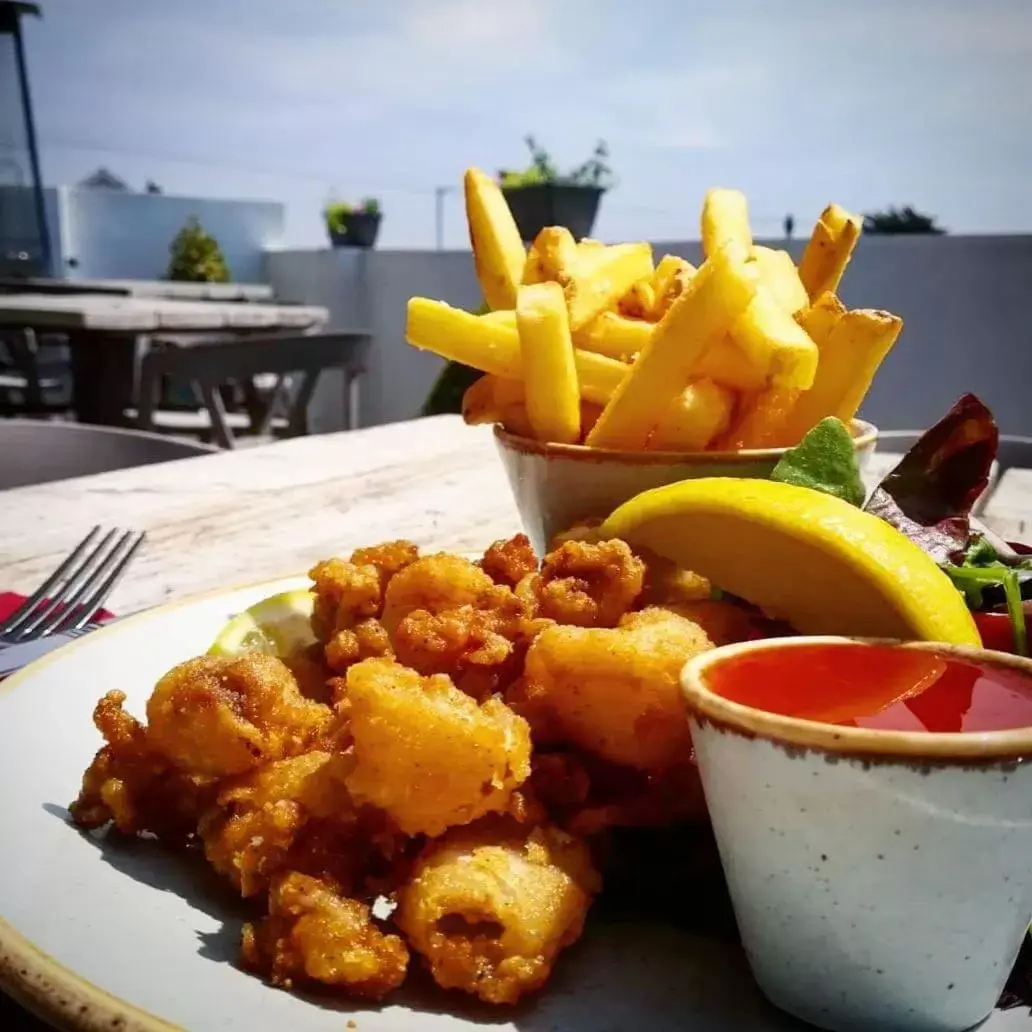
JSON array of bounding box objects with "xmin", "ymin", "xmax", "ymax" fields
[{"xmin": 0, "ymin": 526, "xmax": 145, "ymax": 642}]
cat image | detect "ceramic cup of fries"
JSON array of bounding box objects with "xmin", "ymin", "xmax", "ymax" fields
[{"xmin": 407, "ymin": 172, "xmax": 897, "ymax": 553}]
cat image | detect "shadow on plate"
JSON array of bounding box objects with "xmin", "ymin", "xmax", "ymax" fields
[{"xmin": 45, "ymin": 804, "xmax": 1024, "ymax": 1030}]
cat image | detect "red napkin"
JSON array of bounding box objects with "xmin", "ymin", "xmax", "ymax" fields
[{"xmin": 0, "ymin": 593, "xmax": 115, "ymax": 624}]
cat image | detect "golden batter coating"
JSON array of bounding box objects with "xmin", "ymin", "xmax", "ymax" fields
[
  {"xmin": 514, "ymin": 606, "xmax": 712, "ymax": 769},
  {"xmin": 479, "ymin": 533, "xmax": 539, "ymax": 588},
  {"xmin": 396, "ymin": 819, "xmax": 600, "ymax": 1004},
  {"xmin": 530, "ymin": 539, "xmax": 645, "ymax": 627},
  {"xmin": 70, "ymin": 690, "xmax": 213, "ymax": 843},
  {"xmin": 343, "ymin": 658, "xmax": 532, "ymax": 837},
  {"xmin": 199, "ymin": 751, "xmax": 353, "ymax": 897},
  {"xmin": 145, "ymin": 654, "xmax": 332, "ymax": 777},
  {"xmin": 242, "ymin": 872, "xmax": 408, "ymax": 999}
]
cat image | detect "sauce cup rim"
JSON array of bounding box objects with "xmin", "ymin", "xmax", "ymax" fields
[
  {"xmin": 681, "ymin": 635, "xmax": 1032, "ymax": 762},
  {"xmin": 494, "ymin": 418, "xmax": 878, "ymax": 463}
]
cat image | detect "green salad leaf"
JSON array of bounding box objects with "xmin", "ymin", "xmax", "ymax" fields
[
  {"xmin": 770, "ymin": 417, "xmax": 866, "ymax": 507},
  {"xmin": 944, "ymin": 535, "xmax": 1030, "ymax": 656}
]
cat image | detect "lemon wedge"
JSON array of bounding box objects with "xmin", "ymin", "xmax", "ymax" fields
[
  {"xmin": 208, "ymin": 588, "xmax": 317, "ymax": 658},
  {"xmin": 601, "ymin": 478, "xmax": 980, "ymax": 644}
]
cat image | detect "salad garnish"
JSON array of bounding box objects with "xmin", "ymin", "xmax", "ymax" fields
[{"xmin": 775, "ymin": 394, "xmax": 1029, "ymax": 655}]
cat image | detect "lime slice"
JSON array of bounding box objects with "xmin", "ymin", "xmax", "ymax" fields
[{"xmin": 208, "ymin": 589, "xmax": 317, "ymax": 658}]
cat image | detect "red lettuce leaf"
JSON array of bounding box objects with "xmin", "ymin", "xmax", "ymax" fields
[{"xmin": 862, "ymin": 394, "xmax": 998, "ymax": 564}]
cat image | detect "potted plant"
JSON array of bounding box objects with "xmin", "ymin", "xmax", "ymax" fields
[
  {"xmin": 325, "ymin": 198, "xmax": 382, "ymax": 249},
  {"xmin": 499, "ymin": 136, "xmax": 614, "ymax": 242},
  {"xmin": 165, "ymin": 216, "xmax": 230, "ymax": 283}
]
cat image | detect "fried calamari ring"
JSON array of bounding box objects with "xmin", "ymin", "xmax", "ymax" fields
[{"xmin": 396, "ymin": 819, "xmax": 599, "ymax": 1004}]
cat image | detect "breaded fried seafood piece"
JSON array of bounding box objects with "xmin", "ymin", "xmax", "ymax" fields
[
  {"xmin": 242, "ymin": 872, "xmax": 408, "ymax": 999},
  {"xmin": 343, "ymin": 658, "xmax": 531, "ymax": 836},
  {"xmin": 514, "ymin": 606, "xmax": 712, "ymax": 769},
  {"xmin": 199, "ymin": 750, "xmax": 353, "ymax": 897},
  {"xmin": 396, "ymin": 818, "xmax": 599, "ymax": 1004},
  {"xmin": 70, "ymin": 690, "xmax": 213, "ymax": 843},
  {"xmin": 324, "ymin": 617, "xmax": 393, "ymax": 675},
  {"xmin": 479, "ymin": 533, "xmax": 538, "ymax": 588},
  {"xmin": 381, "ymin": 553, "xmax": 528, "ymax": 639},
  {"xmin": 531, "ymin": 539, "xmax": 645, "ymax": 627},
  {"xmin": 308, "ymin": 540, "xmax": 418, "ymax": 645},
  {"xmin": 146, "ymin": 654, "xmax": 331, "ymax": 777}
]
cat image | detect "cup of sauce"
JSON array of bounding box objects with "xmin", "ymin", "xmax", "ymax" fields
[{"xmin": 680, "ymin": 637, "xmax": 1032, "ymax": 1032}]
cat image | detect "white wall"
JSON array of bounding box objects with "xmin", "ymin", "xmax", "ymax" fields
[
  {"xmin": 267, "ymin": 234, "xmax": 1032, "ymax": 438},
  {"xmin": 54, "ymin": 188, "xmax": 285, "ymax": 283}
]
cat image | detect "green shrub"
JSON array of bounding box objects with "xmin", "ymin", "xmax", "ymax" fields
[{"xmin": 166, "ymin": 216, "xmax": 230, "ymax": 283}]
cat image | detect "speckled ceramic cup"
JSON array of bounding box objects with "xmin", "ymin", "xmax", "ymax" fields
[
  {"xmin": 494, "ymin": 419, "xmax": 878, "ymax": 556},
  {"xmin": 680, "ymin": 637, "xmax": 1032, "ymax": 1032}
]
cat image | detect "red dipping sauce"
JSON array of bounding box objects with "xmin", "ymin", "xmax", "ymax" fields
[{"xmin": 705, "ymin": 642, "xmax": 1032, "ymax": 733}]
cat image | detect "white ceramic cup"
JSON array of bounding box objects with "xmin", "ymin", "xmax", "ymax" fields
[
  {"xmin": 494, "ymin": 420, "xmax": 878, "ymax": 556},
  {"xmin": 680, "ymin": 637, "xmax": 1032, "ymax": 1032}
]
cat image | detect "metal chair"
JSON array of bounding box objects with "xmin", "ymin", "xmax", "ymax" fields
[
  {"xmin": 135, "ymin": 330, "xmax": 371, "ymax": 449},
  {"xmin": 0, "ymin": 418, "xmax": 217, "ymax": 490}
]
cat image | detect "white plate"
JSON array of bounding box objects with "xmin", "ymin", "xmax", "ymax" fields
[{"xmin": 0, "ymin": 577, "xmax": 1027, "ymax": 1032}]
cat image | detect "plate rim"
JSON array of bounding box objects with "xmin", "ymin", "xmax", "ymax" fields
[{"xmin": 0, "ymin": 571, "xmax": 308, "ymax": 1032}]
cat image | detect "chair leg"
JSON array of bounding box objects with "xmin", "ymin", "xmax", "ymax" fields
[
  {"xmin": 344, "ymin": 368, "xmax": 361, "ymax": 431},
  {"xmin": 137, "ymin": 353, "xmax": 162, "ymax": 431},
  {"xmin": 286, "ymin": 371, "xmax": 321, "ymax": 437},
  {"xmin": 197, "ymin": 380, "xmax": 236, "ymax": 449},
  {"xmin": 255, "ymin": 376, "xmax": 292, "ymax": 436}
]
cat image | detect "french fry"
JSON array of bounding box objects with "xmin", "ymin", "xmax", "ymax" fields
[
  {"xmin": 463, "ymin": 167, "xmax": 526, "ymax": 310},
  {"xmin": 650, "ymin": 255, "xmax": 696, "ymax": 320},
  {"xmin": 573, "ymin": 311, "xmax": 651, "ymax": 361},
  {"xmin": 648, "ymin": 379, "xmax": 735, "ymax": 451},
  {"xmin": 729, "ymin": 287, "xmax": 818, "ymax": 389},
  {"xmin": 575, "ymin": 314, "xmax": 766, "ymax": 390},
  {"xmin": 781, "ymin": 307, "xmax": 903, "ymax": 440},
  {"xmin": 516, "ymin": 282, "xmax": 580, "ymax": 443},
  {"xmin": 719, "ymin": 386, "xmax": 800, "ymax": 450},
  {"xmin": 701, "ymin": 188, "xmax": 752, "ymax": 258},
  {"xmin": 523, "ymin": 226, "xmax": 579, "ymax": 285},
  {"xmin": 461, "ymin": 374, "xmax": 535, "ymax": 437},
  {"xmin": 692, "ymin": 336, "xmax": 767, "ymax": 391},
  {"xmin": 798, "ymin": 204, "xmax": 863, "ymax": 301},
  {"xmin": 750, "ymin": 246, "xmax": 808, "ymax": 315},
  {"xmin": 406, "ymin": 299, "xmax": 626, "ymax": 404},
  {"xmin": 617, "ymin": 279, "xmax": 656, "ymax": 320},
  {"xmin": 578, "ymin": 238, "xmax": 605, "ymax": 256},
  {"xmin": 796, "ymin": 291, "xmax": 847, "ymax": 343},
  {"xmin": 564, "ymin": 242, "xmax": 654, "ymax": 330},
  {"xmin": 585, "ymin": 242, "xmax": 757, "ymax": 450},
  {"xmin": 462, "ymin": 374, "xmax": 602, "ymax": 440},
  {"xmin": 572, "ymin": 350, "xmax": 627, "ymax": 406},
  {"xmin": 479, "ymin": 309, "xmax": 516, "ymax": 326}
]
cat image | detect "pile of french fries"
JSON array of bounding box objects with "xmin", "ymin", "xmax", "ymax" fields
[{"xmin": 405, "ymin": 168, "xmax": 903, "ymax": 451}]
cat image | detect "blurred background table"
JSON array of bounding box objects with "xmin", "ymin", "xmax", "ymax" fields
[
  {"xmin": 0, "ymin": 291, "xmax": 332, "ymax": 431},
  {"xmin": 1, "ymin": 415, "xmax": 1030, "ymax": 616}
]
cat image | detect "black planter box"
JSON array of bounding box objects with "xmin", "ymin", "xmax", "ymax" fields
[
  {"xmin": 502, "ymin": 184, "xmax": 603, "ymax": 242},
  {"xmin": 328, "ymin": 211, "xmax": 382, "ymax": 249}
]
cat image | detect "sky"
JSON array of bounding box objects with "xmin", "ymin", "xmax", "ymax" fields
[{"xmin": 13, "ymin": 0, "xmax": 1032, "ymax": 248}]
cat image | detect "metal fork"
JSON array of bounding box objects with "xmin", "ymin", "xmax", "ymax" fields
[{"xmin": 0, "ymin": 526, "xmax": 145, "ymax": 644}]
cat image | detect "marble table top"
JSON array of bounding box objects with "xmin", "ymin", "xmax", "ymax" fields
[{"xmin": 1, "ymin": 415, "xmax": 1029, "ymax": 615}]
